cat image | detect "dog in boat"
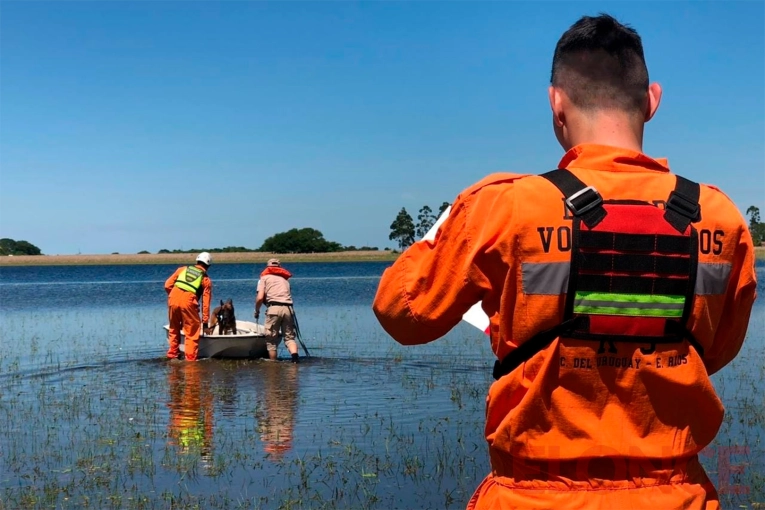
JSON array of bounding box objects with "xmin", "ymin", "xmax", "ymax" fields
[{"xmin": 207, "ymin": 299, "xmax": 238, "ymax": 335}]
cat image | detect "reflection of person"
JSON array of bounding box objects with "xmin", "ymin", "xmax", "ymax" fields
[
  {"xmin": 254, "ymin": 258, "xmax": 299, "ymax": 362},
  {"xmin": 255, "ymin": 362, "xmax": 299, "ymax": 461},
  {"xmin": 166, "ymin": 362, "xmax": 214, "ymax": 461},
  {"xmin": 164, "ymin": 252, "xmax": 213, "ymax": 361},
  {"xmin": 373, "ymin": 14, "xmax": 756, "ymax": 510}
]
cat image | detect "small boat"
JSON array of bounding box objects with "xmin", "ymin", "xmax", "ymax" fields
[{"xmin": 162, "ymin": 320, "xmax": 275, "ymax": 359}]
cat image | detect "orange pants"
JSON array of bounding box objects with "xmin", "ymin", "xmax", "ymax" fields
[
  {"xmin": 467, "ymin": 455, "xmax": 719, "ymax": 510},
  {"xmin": 167, "ymin": 295, "xmax": 201, "ymax": 361}
]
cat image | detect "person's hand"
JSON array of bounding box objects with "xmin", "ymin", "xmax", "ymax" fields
[{"xmin": 253, "ymin": 311, "xmax": 260, "ymax": 320}]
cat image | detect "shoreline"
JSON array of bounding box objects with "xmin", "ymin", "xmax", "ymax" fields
[
  {"xmin": 1, "ymin": 246, "xmax": 763, "ymax": 266},
  {"xmin": 0, "ymin": 251, "xmax": 400, "ymax": 266}
]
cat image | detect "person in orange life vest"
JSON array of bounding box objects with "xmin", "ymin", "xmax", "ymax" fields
[
  {"xmin": 372, "ymin": 13, "xmax": 757, "ymax": 510},
  {"xmin": 254, "ymin": 258, "xmax": 299, "ymax": 363},
  {"xmin": 164, "ymin": 252, "xmax": 213, "ymax": 362}
]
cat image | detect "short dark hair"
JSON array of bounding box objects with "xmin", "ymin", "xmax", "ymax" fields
[{"xmin": 551, "ymin": 13, "xmax": 649, "ymax": 113}]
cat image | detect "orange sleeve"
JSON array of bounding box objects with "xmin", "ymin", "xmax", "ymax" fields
[
  {"xmin": 703, "ymin": 222, "xmax": 758, "ymax": 375},
  {"xmin": 372, "ymin": 192, "xmax": 493, "ymax": 345},
  {"xmin": 201, "ymin": 276, "xmax": 212, "ymax": 323},
  {"xmin": 164, "ymin": 267, "xmax": 182, "ymax": 294}
]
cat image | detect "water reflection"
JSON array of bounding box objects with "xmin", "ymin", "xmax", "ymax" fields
[
  {"xmin": 165, "ymin": 360, "xmax": 300, "ymax": 464},
  {"xmin": 166, "ymin": 362, "xmax": 215, "ymax": 462},
  {"xmin": 255, "ymin": 362, "xmax": 299, "ymax": 461}
]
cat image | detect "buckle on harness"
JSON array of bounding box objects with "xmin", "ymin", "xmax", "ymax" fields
[
  {"xmin": 666, "ymin": 191, "xmax": 701, "ymax": 222},
  {"xmin": 565, "ymin": 186, "xmax": 602, "ymax": 216}
]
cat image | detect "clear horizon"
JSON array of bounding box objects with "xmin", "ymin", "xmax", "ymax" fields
[{"xmin": 1, "ymin": 2, "xmax": 763, "ymax": 255}]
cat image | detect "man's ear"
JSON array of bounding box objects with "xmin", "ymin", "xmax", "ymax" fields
[
  {"xmin": 548, "ymin": 86, "xmax": 565, "ymax": 129},
  {"xmin": 644, "ymin": 82, "xmax": 662, "ymax": 122}
]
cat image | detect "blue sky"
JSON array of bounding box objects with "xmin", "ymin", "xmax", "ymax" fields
[{"xmin": 1, "ymin": 1, "xmax": 763, "ymax": 255}]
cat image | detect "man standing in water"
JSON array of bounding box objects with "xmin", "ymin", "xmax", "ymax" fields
[
  {"xmin": 165, "ymin": 252, "xmax": 213, "ymax": 362},
  {"xmin": 373, "ymin": 13, "xmax": 756, "ymax": 510},
  {"xmin": 255, "ymin": 258, "xmax": 300, "ymax": 363}
]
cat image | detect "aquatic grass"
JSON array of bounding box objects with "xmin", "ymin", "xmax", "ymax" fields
[{"xmin": 1, "ymin": 267, "xmax": 763, "ymax": 508}]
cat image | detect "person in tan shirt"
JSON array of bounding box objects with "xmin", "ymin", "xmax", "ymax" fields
[
  {"xmin": 372, "ymin": 13, "xmax": 757, "ymax": 510},
  {"xmin": 255, "ymin": 258, "xmax": 299, "ymax": 362}
]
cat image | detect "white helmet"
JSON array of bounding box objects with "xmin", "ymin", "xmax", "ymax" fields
[{"xmin": 196, "ymin": 252, "xmax": 212, "ymax": 266}]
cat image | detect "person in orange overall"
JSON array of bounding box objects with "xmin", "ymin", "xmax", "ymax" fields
[
  {"xmin": 164, "ymin": 252, "xmax": 213, "ymax": 361},
  {"xmin": 372, "ymin": 13, "xmax": 757, "ymax": 510}
]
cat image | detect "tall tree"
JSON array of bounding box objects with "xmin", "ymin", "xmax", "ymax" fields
[
  {"xmin": 746, "ymin": 206, "xmax": 761, "ymax": 227},
  {"xmin": 438, "ymin": 201, "xmax": 450, "ymax": 216},
  {"xmin": 416, "ymin": 205, "xmax": 436, "ymax": 239},
  {"xmin": 389, "ymin": 208, "xmax": 415, "ymax": 250},
  {"xmin": 746, "ymin": 205, "xmax": 765, "ymax": 245}
]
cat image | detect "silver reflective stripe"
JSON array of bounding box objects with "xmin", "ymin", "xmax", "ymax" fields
[
  {"xmin": 522, "ymin": 261, "xmax": 731, "ymax": 296},
  {"xmin": 522, "ymin": 262, "xmax": 569, "ymax": 295},
  {"xmin": 696, "ymin": 263, "xmax": 732, "ymax": 295},
  {"xmin": 574, "ymin": 299, "xmax": 684, "ymax": 310}
]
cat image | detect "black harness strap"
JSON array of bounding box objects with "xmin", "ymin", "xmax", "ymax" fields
[
  {"xmin": 540, "ymin": 169, "xmax": 606, "ymax": 228},
  {"xmin": 665, "ymin": 320, "xmax": 705, "ymax": 357},
  {"xmin": 492, "ymin": 317, "xmax": 585, "ymax": 380},
  {"xmin": 664, "ymin": 175, "xmax": 701, "ymax": 233}
]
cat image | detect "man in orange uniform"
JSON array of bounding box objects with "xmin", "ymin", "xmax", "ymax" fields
[
  {"xmin": 373, "ymin": 14, "xmax": 757, "ymax": 510},
  {"xmin": 165, "ymin": 252, "xmax": 213, "ymax": 361}
]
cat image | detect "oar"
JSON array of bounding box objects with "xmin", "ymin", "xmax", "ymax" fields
[{"xmin": 422, "ymin": 206, "xmax": 490, "ymax": 335}]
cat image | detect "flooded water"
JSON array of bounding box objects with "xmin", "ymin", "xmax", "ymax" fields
[{"xmin": 0, "ymin": 261, "xmax": 763, "ymax": 508}]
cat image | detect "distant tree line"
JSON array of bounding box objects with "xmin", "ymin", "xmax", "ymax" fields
[
  {"xmin": 148, "ymin": 228, "xmax": 381, "ymax": 255},
  {"xmin": 0, "ymin": 238, "xmax": 42, "ymax": 256},
  {"xmin": 389, "ymin": 202, "xmax": 450, "ymax": 250}
]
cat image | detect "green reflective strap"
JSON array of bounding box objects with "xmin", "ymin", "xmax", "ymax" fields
[
  {"xmin": 574, "ymin": 305, "xmax": 683, "ymax": 317},
  {"xmin": 576, "ymin": 291, "xmax": 685, "ymax": 305},
  {"xmin": 574, "ymin": 291, "xmax": 685, "ymax": 317}
]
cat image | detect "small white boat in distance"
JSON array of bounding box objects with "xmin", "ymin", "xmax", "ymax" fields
[{"xmin": 162, "ymin": 320, "xmax": 273, "ymax": 359}]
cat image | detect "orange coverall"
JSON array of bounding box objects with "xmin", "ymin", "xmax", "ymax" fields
[
  {"xmin": 372, "ymin": 144, "xmax": 757, "ymax": 509},
  {"xmin": 165, "ymin": 264, "xmax": 212, "ymax": 361}
]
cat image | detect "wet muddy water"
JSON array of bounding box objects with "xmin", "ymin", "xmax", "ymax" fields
[{"xmin": 0, "ymin": 262, "xmax": 763, "ymax": 508}]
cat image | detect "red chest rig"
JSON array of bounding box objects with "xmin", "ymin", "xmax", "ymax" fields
[{"xmin": 493, "ymin": 169, "xmax": 703, "ymax": 380}]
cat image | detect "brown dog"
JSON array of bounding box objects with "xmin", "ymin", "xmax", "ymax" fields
[{"xmin": 206, "ymin": 299, "xmax": 238, "ymax": 335}]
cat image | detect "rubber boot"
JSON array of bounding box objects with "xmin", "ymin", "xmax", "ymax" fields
[{"xmin": 291, "ymin": 353, "xmax": 299, "ymax": 364}]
